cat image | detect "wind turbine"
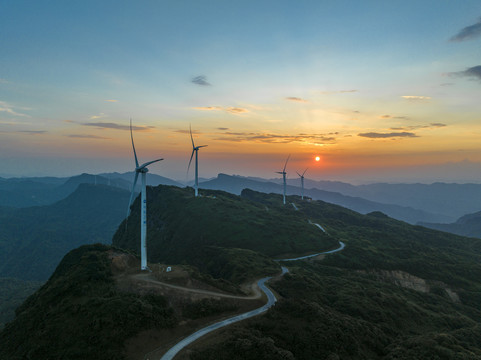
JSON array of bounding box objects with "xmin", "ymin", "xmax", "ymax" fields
[
  {"xmin": 188, "ymin": 125, "xmax": 208, "ymax": 197},
  {"xmin": 276, "ymin": 155, "xmax": 290, "ymax": 205},
  {"xmin": 297, "ymin": 168, "xmax": 308, "ymax": 200},
  {"xmin": 126, "ymin": 119, "xmax": 163, "ymax": 271}
]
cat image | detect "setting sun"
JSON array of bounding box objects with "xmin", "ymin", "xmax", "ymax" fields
[{"xmin": 315, "ymin": 156, "xmax": 321, "ymax": 162}]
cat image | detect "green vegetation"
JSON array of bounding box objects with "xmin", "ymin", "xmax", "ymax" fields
[
  {"xmin": 0, "ymin": 277, "xmax": 41, "ymax": 329},
  {"xmin": 3, "ymin": 187, "xmax": 481, "ymax": 359},
  {"xmin": 187, "ymin": 195, "xmax": 481, "ymax": 359},
  {"xmin": 0, "ymin": 244, "xmax": 176, "ymax": 360},
  {"xmin": 0, "ymin": 184, "xmax": 130, "ymax": 281},
  {"xmin": 113, "ymin": 186, "xmax": 337, "ymax": 283}
]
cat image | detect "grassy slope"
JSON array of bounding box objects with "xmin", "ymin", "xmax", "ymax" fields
[
  {"xmin": 0, "ymin": 278, "xmax": 41, "ymax": 329},
  {"xmin": 113, "ymin": 186, "xmax": 338, "ymax": 283},
  {"xmin": 0, "ymin": 244, "xmax": 177, "ymax": 360},
  {"xmin": 186, "ymin": 197, "xmax": 481, "ymax": 359}
]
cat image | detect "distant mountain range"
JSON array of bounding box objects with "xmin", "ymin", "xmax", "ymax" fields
[
  {"xmin": 419, "ymin": 210, "xmax": 481, "ymax": 238},
  {"xmin": 0, "ymin": 184, "xmax": 130, "ymax": 281},
  {"xmin": 200, "ymin": 174, "xmax": 452, "ymax": 224},
  {"xmin": 3, "ymin": 171, "xmax": 481, "ymax": 227},
  {"xmin": 0, "ymin": 172, "xmax": 183, "ymax": 208}
]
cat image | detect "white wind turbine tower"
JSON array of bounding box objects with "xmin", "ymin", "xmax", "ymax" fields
[
  {"xmin": 126, "ymin": 119, "xmax": 163, "ymax": 271},
  {"xmin": 188, "ymin": 125, "xmax": 208, "ymax": 197},
  {"xmin": 276, "ymin": 155, "xmax": 290, "ymax": 205},
  {"xmin": 297, "ymin": 168, "xmax": 308, "ymax": 200}
]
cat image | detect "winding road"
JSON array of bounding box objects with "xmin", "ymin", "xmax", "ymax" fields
[{"xmin": 153, "ymin": 222, "xmax": 344, "ymax": 360}]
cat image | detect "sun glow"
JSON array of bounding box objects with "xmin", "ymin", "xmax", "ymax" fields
[{"xmin": 315, "ymin": 156, "xmax": 321, "ymax": 162}]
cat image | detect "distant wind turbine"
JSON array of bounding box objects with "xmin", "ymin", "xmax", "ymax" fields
[
  {"xmin": 188, "ymin": 125, "xmax": 208, "ymax": 197},
  {"xmin": 126, "ymin": 119, "xmax": 163, "ymax": 271},
  {"xmin": 276, "ymin": 155, "xmax": 290, "ymax": 205},
  {"xmin": 297, "ymin": 168, "xmax": 308, "ymax": 200}
]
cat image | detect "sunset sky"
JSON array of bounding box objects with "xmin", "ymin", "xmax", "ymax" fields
[{"xmin": 2, "ymin": 1, "xmax": 481, "ymax": 183}]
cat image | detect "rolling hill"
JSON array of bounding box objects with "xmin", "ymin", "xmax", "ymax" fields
[
  {"xmin": 1, "ymin": 187, "xmax": 481, "ymax": 359},
  {"xmin": 419, "ymin": 210, "xmax": 481, "ymax": 239}
]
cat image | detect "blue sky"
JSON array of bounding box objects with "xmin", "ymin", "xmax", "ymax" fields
[{"xmin": 1, "ymin": 1, "xmax": 481, "ymax": 182}]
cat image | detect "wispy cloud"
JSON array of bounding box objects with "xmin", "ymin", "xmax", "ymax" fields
[
  {"xmin": 175, "ymin": 129, "xmax": 201, "ymax": 135},
  {"xmin": 0, "ymin": 101, "xmax": 30, "ymax": 117},
  {"xmin": 89, "ymin": 113, "xmax": 106, "ymax": 120},
  {"xmin": 320, "ymin": 89, "xmax": 358, "ymax": 94},
  {"xmin": 82, "ymin": 122, "xmax": 154, "ymax": 131},
  {"xmin": 450, "ymin": 17, "xmax": 481, "ymax": 42},
  {"xmin": 379, "ymin": 114, "xmax": 409, "ymax": 120},
  {"xmin": 67, "ymin": 134, "xmax": 111, "ymax": 139},
  {"xmin": 214, "ymin": 131, "xmax": 338, "ymax": 145},
  {"xmin": 358, "ymin": 132, "xmax": 417, "ymax": 139},
  {"xmin": 105, "ymin": 99, "xmax": 118, "ymax": 103},
  {"xmin": 191, "ymin": 75, "xmax": 211, "ymax": 86},
  {"xmin": 217, "ymin": 127, "xmax": 229, "ymax": 130},
  {"xmin": 0, "ymin": 79, "xmax": 8, "ymax": 84},
  {"xmin": 193, "ymin": 106, "xmax": 249, "ymax": 114},
  {"xmin": 390, "ymin": 123, "xmax": 446, "ymax": 131},
  {"xmin": 285, "ymin": 97, "xmax": 309, "ymax": 103},
  {"xmin": 401, "ymin": 95, "xmax": 431, "ymax": 101},
  {"xmin": 17, "ymin": 130, "xmax": 46, "ymax": 135},
  {"xmin": 450, "ymin": 65, "xmax": 481, "ymax": 80}
]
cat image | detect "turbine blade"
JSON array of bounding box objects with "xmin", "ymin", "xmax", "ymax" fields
[
  {"xmin": 127, "ymin": 171, "xmax": 139, "ymax": 217},
  {"xmin": 303, "ymin": 167, "xmax": 308, "ymax": 176},
  {"xmin": 190, "ymin": 124, "xmax": 195, "ymax": 148},
  {"xmin": 283, "ymin": 154, "xmax": 290, "ymax": 172},
  {"xmin": 296, "ymin": 171, "xmax": 302, "ymax": 177},
  {"xmin": 130, "ymin": 118, "xmax": 139, "ymax": 168},
  {"xmin": 139, "ymin": 158, "xmax": 163, "ymax": 169},
  {"xmin": 198, "ymin": 145, "xmax": 208, "ymax": 148},
  {"xmin": 187, "ymin": 149, "xmax": 195, "ymax": 174}
]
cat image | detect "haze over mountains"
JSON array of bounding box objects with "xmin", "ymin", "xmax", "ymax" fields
[{"xmin": 4, "ymin": 172, "xmax": 481, "ymax": 225}]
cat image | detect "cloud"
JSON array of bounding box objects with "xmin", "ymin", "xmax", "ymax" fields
[
  {"xmin": 191, "ymin": 75, "xmax": 211, "ymax": 86},
  {"xmin": 358, "ymin": 132, "xmax": 417, "ymax": 139},
  {"xmin": 0, "ymin": 79, "xmax": 8, "ymax": 84},
  {"xmin": 401, "ymin": 95, "xmax": 431, "ymax": 101},
  {"xmin": 379, "ymin": 114, "xmax": 410, "ymax": 120},
  {"xmin": 17, "ymin": 130, "xmax": 46, "ymax": 135},
  {"xmin": 0, "ymin": 101, "xmax": 30, "ymax": 117},
  {"xmin": 285, "ymin": 97, "xmax": 308, "ymax": 103},
  {"xmin": 389, "ymin": 123, "xmax": 446, "ymax": 131},
  {"xmin": 67, "ymin": 134, "xmax": 111, "ymax": 139},
  {"xmin": 82, "ymin": 122, "xmax": 154, "ymax": 131},
  {"xmin": 214, "ymin": 131, "xmax": 337, "ymax": 145},
  {"xmin": 89, "ymin": 113, "xmax": 106, "ymax": 120},
  {"xmin": 450, "ymin": 65, "xmax": 481, "ymax": 80},
  {"xmin": 217, "ymin": 127, "xmax": 229, "ymax": 131},
  {"xmin": 320, "ymin": 90, "xmax": 358, "ymax": 94},
  {"xmin": 105, "ymin": 99, "xmax": 118, "ymax": 103},
  {"xmin": 175, "ymin": 129, "xmax": 201, "ymax": 135},
  {"xmin": 194, "ymin": 106, "xmax": 221, "ymax": 111},
  {"xmin": 225, "ymin": 107, "xmax": 248, "ymax": 114},
  {"xmin": 450, "ymin": 17, "xmax": 481, "ymax": 42},
  {"xmin": 193, "ymin": 106, "xmax": 249, "ymax": 115}
]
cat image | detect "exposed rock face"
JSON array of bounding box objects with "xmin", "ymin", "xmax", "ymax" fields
[
  {"xmin": 374, "ymin": 269, "xmax": 429, "ymax": 292},
  {"xmin": 361, "ymin": 269, "xmax": 460, "ymax": 302}
]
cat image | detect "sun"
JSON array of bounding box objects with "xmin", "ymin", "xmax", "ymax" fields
[{"xmin": 315, "ymin": 156, "xmax": 321, "ymax": 162}]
